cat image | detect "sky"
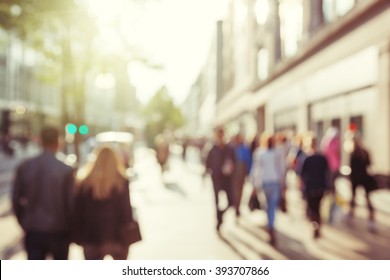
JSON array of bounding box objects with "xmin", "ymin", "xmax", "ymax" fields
[{"xmin": 118, "ymin": 0, "xmax": 228, "ymax": 105}]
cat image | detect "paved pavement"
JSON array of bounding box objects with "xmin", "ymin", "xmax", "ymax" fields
[{"xmin": 1, "ymin": 146, "xmax": 390, "ymax": 260}]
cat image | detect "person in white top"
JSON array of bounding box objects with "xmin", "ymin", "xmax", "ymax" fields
[{"xmin": 250, "ymin": 134, "xmax": 284, "ymax": 246}]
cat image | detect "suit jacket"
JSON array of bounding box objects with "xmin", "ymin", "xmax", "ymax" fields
[
  {"xmin": 206, "ymin": 144, "xmax": 236, "ymax": 181},
  {"xmin": 12, "ymin": 150, "xmax": 75, "ymax": 232}
]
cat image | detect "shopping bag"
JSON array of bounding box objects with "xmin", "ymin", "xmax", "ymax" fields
[
  {"xmin": 120, "ymin": 221, "xmax": 142, "ymax": 245},
  {"xmin": 320, "ymin": 194, "xmax": 333, "ymax": 222},
  {"xmin": 365, "ymin": 174, "xmax": 378, "ymax": 193},
  {"xmin": 248, "ymin": 189, "xmax": 261, "ymax": 211},
  {"xmin": 323, "ymin": 193, "xmax": 347, "ymax": 224}
]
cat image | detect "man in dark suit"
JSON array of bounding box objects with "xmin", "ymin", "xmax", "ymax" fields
[
  {"xmin": 206, "ymin": 127, "xmax": 236, "ymax": 231},
  {"xmin": 12, "ymin": 126, "xmax": 75, "ymax": 259}
]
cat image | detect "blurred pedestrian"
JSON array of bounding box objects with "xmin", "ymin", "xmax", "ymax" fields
[
  {"xmin": 12, "ymin": 126, "xmax": 75, "ymax": 260},
  {"xmin": 250, "ymin": 134, "xmax": 259, "ymax": 156},
  {"xmin": 321, "ymin": 127, "xmax": 341, "ymax": 224},
  {"xmin": 201, "ymin": 139, "xmax": 213, "ymax": 180},
  {"xmin": 154, "ymin": 134, "xmax": 170, "ymax": 172},
  {"xmin": 321, "ymin": 127, "xmax": 340, "ymax": 192},
  {"xmin": 300, "ymin": 137, "xmax": 330, "ymax": 239},
  {"xmin": 348, "ymin": 136, "xmax": 376, "ymax": 232},
  {"xmin": 275, "ymin": 132, "xmax": 290, "ymax": 213},
  {"xmin": 232, "ymin": 133, "xmax": 252, "ymax": 218},
  {"xmin": 72, "ymin": 146, "xmax": 136, "ymax": 260},
  {"xmin": 287, "ymin": 134, "xmax": 307, "ymax": 193},
  {"xmin": 19, "ymin": 131, "xmax": 30, "ymax": 152},
  {"xmin": 205, "ymin": 127, "xmax": 236, "ymax": 231},
  {"xmin": 248, "ymin": 134, "xmax": 261, "ymax": 212},
  {"xmin": 182, "ymin": 137, "xmax": 189, "ymax": 161},
  {"xmin": 251, "ymin": 134, "xmax": 284, "ymax": 245},
  {"xmin": 288, "ymin": 134, "xmax": 307, "ymax": 174}
]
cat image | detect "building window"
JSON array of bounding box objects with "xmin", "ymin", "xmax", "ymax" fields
[
  {"xmin": 335, "ymin": 0, "xmax": 355, "ymax": 17},
  {"xmin": 279, "ymin": 0, "xmax": 303, "ymax": 58},
  {"xmin": 323, "ymin": 0, "xmax": 356, "ymax": 23},
  {"xmin": 323, "ymin": 0, "xmax": 336, "ymax": 22},
  {"xmin": 257, "ymin": 48, "xmax": 269, "ymax": 80},
  {"xmin": 234, "ymin": 0, "xmax": 248, "ymax": 31},
  {"xmin": 255, "ymin": 0, "xmax": 269, "ymax": 25}
]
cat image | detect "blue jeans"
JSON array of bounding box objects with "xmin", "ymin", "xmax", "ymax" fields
[{"xmin": 262, "ymin": 182, "xmax": 281, "ymax": 230}]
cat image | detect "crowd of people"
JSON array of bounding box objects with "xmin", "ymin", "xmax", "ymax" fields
[
  {"xmin": 204, "ymin": 126, "xmax": 377, "ymax": 246},
  {"xmin": 10, "ymin": 124, "xmax": 377, "ymax": 260}
]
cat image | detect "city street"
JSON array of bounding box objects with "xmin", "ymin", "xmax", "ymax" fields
[{"xmin": 1, "ymin": 145, "xmax": 390, "ymax": 260}]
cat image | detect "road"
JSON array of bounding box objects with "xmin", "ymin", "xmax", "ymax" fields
[{"xmin": 1, "ymin": 145, "xmax": 390, "ymax": 260}]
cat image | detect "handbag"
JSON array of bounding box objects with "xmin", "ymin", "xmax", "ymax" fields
[
  {"xmin": 121, "ymin": 220, "xmax": 142, "ymax": 245},
  {"xmin": 120, "ymin": 206, "xmax": 142, "ymax": 245},
  {"xmin": 248, "ymin": 189, "xmax": 261, "ymax": 211},
  {"xmin": 365, "ymin": 174, "xmax": 378, "ymax": 193}
]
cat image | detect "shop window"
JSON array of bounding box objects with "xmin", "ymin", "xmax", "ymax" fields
[
  {"xmin": 349, "ymin": 115, "xmax": 363, "ymax": 136},
  {"xmin": 323, "ymin": 0, "xmax": 356, "ymax": 23}
]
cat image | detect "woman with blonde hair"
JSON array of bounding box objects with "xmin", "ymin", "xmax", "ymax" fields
[{"xmin": 72, "ymin": 145, "xmax": 135, "ymax": 260}]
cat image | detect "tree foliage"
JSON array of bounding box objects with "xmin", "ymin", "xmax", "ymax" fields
[{"xmin": 142, "ymin": 86, "xmax": 185, "ymax": 147}]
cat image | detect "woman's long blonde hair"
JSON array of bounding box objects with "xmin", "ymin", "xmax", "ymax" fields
[{"xmin": 77, "ymin": 145, "xmax": 128, "ymax": 200}]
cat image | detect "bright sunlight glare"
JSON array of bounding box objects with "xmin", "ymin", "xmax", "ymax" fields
[
  {"xmin": 86, "ymin": 0, "xmax": 228, "ymax": 104},
  {"xmin": 87, "ymin": 0, "xmax": 126, "ymax": 23}
]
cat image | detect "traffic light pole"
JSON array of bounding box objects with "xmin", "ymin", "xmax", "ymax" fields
[{"xmin": 74, "ymin": 128, "xmax": 81, "ymax": 167}]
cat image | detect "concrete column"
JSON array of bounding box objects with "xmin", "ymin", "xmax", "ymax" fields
[
  {"xmin": 297, "ymin": 102, "xmax": 309, "ymax": 134},
  {"xmin": 257, "ymin": 106, "xmax": 266, "ymax": 134},
  {"xmin": 302, "ymin": 0, "xmax": 324, "ymax": 44},
  {"xmin": 374, "ymin": 39, "xmax": 390, "ymax": 174},
  {"xmin": 267, "ymin": 0, "xmax": 281, "ymax": 67}
]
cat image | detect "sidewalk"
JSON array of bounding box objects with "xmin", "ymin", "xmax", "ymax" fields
[{"xmin": 1, "ymin": 146, "xmax": 390, "ymax": 260}]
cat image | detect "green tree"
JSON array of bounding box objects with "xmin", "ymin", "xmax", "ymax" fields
[
  {"xmin": 142, "ymin": 86, "xmax": 185, "ymax": 147},
  {"xmin": 0, "ymin": 0, "xmax": 155, "ymax": 160}
]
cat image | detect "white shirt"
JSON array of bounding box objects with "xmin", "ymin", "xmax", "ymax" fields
[{"xmin": 250, "ymin": 147, "xmax": 284, "ymax": 188}]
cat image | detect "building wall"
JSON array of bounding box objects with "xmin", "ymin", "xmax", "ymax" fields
[
  {"xmin": 0, "ymin": 30, "xmax": 62, "ymax": 137},
  {"xmin": 214, "ymin": 0, "xmax": 390, "ymax": 175},
  {"xmin": 253, "ymin": 6, "xmax": 390, "ymax": 174}
]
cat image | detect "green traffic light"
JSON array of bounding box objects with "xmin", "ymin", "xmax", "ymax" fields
[
  {"xmin": 79, "ymin": 125, "xmax": 89, "ymax": 135},
  {"xmin": 66, "ymin": 123, "xmax": 77, "ymax": 134}
]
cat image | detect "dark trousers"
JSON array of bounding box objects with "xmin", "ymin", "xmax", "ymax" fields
[
  {"xmin": 83, "ymin": 242, "xmax": 129, "ymax": 260},
  {"xmin": 24, "ymin": 231, "xmax": 70, "ymax": 260},
  {"xmin": 306, "ymin": 193, "xmax": 324, "ymax": 225},
  {"xmin": 232, "ymin": 163, "xmax": 247, "ymax": 216},
  {"xmin": 350, "ymin": 182, "xmax": 374, "ymax": 217},
  {"xmin": 211, "ymin": 175, "xmax": 234, "ymax": 224}
]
